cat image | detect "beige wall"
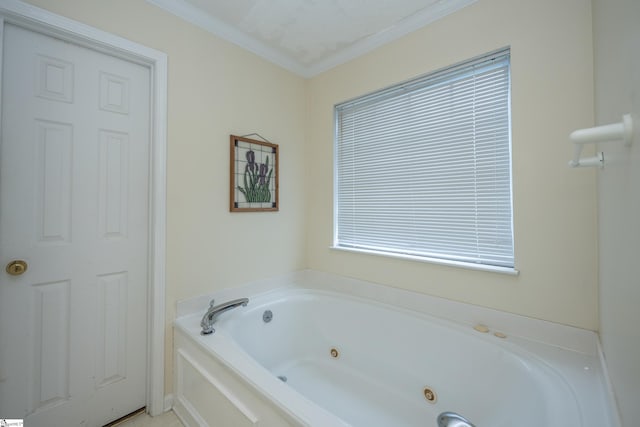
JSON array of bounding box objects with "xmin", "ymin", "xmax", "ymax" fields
[
  {"xmin": 593, "ymin": 0, "xmax": 640, "ymax": 425},
  {"xmin": 307, "ymin": 0, "xmax": 598, "ymax": 330},
  {"xmin": 22, "ymin": 0, "xmax": 308, "ymax": 394},
  {"xmin": 24, "ymin": 0, "xmax": 598, "ymax": 399}
]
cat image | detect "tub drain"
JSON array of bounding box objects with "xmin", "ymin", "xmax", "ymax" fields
[{"xmin": 277, "ymin": 375, "xmax": 287, "ymax": 382}]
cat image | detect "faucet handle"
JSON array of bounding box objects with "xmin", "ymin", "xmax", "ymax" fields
[{"xmin": 208, "ymin": 299, "xmax": 215, "ymax": 308}]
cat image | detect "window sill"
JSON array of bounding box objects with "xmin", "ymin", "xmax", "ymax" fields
[{"xmin": 330, "ymin": 246, "xmax": 520, "ymax": 276}]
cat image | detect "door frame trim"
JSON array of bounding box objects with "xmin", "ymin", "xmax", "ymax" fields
[{"xmin": 0, "ymin": 0, "xmax": 168, "ymax": 416}]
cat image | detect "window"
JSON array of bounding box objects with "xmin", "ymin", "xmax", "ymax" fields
[{"xmin": 334, "ymin": 49, "xmax": 513, "ymax": 269}]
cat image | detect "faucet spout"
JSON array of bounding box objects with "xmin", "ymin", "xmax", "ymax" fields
[
  {"xmin": 200, "ymin": 298, "xmax": 249, "ymax": 335},
  {"xmin": 437, "ymin": 412, "xmax": 476, "ymax": 427}
]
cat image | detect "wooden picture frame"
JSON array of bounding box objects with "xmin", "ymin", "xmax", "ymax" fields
[{"xmin": 230, "ymin": 135, "xmax": 279, "ymax": 212}]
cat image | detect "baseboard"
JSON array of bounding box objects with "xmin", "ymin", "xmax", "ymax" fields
[{"xmin": 164, "ymin": 393, "xmax": 174, "ymax": 412}]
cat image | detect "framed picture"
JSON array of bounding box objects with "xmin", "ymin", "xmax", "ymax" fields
[{"xmin": 230, "ymin": 135, "xmax": 279, "ymax": 212}]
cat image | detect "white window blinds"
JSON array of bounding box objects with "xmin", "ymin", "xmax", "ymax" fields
[{"xmin": 335, "ymin": 49, "xmax": 513, "ymax": 268}]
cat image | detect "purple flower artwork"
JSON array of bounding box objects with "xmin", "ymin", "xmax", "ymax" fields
[
  {"xmin": 237, "ymin": 149, "xmax": 273, "ymax": 203},
  {"xmin": 230, "ymin": 135, "xmax": 279, "ymax": 212}
]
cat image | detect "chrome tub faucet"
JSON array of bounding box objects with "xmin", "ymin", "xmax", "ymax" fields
[
  {"xmin": 200, "ymin": 298, "xmax": 249, "ymax": 335},
  {"xmin": 437, "ymin": 412, "xmax": 476, "ymax": 427}
]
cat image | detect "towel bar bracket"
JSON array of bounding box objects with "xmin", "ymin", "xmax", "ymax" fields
[{"xmin": 569, "ymin": 114, "xmax": 633, "ymax": 168}]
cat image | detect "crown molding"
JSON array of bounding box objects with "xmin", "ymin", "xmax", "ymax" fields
[
  {"xmin": 305, "ymin": 0, "xmax": 476, "ymax": 76},
  {"xmin": 147, "ymin": 0, "xmax": 309, "ymax": 75},
  {"xmin": 146, "ymin": 0, "xmax": 476, "ymax": 78}
]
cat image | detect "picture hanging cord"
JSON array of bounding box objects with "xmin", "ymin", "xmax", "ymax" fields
[{"xmin": 241, "ymin": 133, "xmax": 271, "ymax": 143}]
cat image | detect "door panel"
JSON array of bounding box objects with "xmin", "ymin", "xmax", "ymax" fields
[{"xmin": 0, "ymin": 23, "xmax": 150, "ymax": 426}]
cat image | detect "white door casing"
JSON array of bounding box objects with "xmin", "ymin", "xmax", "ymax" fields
[{"xmin": 0, "ymin": 0, "xmax": 167, "ymax": 420}]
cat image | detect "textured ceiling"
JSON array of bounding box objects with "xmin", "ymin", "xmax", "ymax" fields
[{"xmin": 147, "ymin": 0, "xmax": 476, "ymax": 77}]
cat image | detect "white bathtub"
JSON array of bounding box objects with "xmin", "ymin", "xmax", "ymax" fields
[{"xmin": 173, "ymin": 271, "xmax": 618, "ymax": 427}]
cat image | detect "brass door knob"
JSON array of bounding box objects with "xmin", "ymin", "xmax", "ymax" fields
[{"xmin": 6, "ymin": 260, "xmax": 27, "ymax": 276}]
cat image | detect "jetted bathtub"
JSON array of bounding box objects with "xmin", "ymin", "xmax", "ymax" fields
[{"xmin": 173, "ymin": 271, "xmax": 617, "ymax": 427}]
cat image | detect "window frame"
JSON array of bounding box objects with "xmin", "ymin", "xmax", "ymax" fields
[{"xmin": 332, "ymin": 48, "xmax": 517, "ymax": 275}]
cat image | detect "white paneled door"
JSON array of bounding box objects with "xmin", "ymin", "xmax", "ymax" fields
[{"xmin": 0, "ymin": 23, "xmax": 150, "ymax": 426}]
